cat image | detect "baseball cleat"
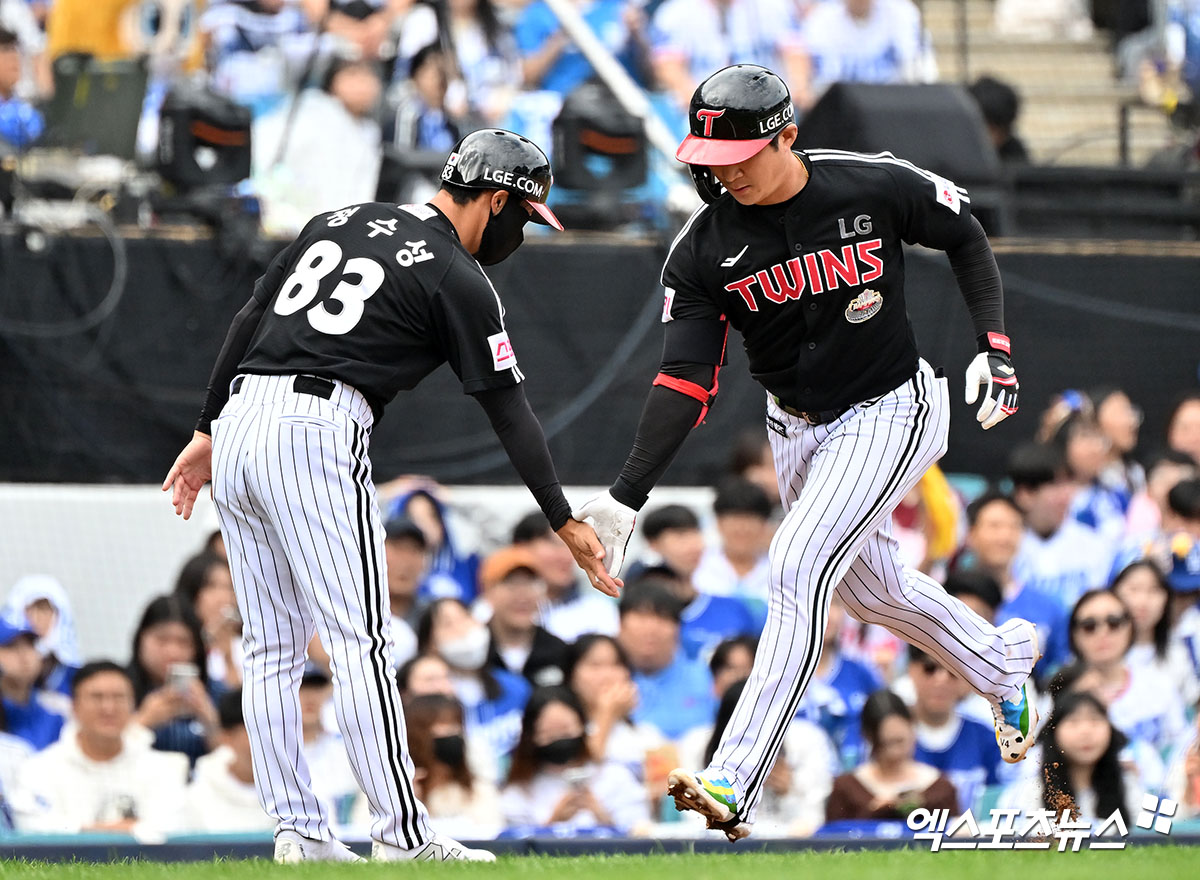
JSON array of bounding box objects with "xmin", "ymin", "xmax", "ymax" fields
[
  {"xmin": 273, "ymin": 830, "xmax": 363, "ymax": 863},
  {"xmin": 990, "ymin": 621, "xmax": 1042, "ymax": 763},
  {"xmin": 667, "ymin": 769, "xmax": 752, "ymax": 841},
  {"xmin": 372, "ymin": 833, "xmax": 496, "ymax": 862}
]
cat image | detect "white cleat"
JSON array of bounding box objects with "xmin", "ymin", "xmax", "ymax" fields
[
  {"xmin": 372, "ymin": 833, "xmax": 497, "ymax": 862},
  {"xmin": 273, "ymin": 829, "xmax": 364, "ymax": 863},
  {"xmin": 989, "ymin": 620, "xmax": 1043, "ymax": 764}
]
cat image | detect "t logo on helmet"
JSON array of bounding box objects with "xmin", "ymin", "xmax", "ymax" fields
[{"xmin": 696, "ymin": 108, "xmax": 725, "ymax": 138}]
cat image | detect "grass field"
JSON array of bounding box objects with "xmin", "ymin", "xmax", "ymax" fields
[{"xmin": 2, "ymin": 849, "xmax": 1196, "ymax": 880}]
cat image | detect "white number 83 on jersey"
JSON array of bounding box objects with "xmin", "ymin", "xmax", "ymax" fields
[{"xmin": 274, "ymin": 239, "xmax": 385, "ymax": 335}]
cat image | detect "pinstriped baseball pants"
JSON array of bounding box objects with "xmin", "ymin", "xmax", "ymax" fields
[
  {"xmin": 212, "ymin": 373, "xmax": 430, "ymax": 848},
  {"xmin": 709, "ymin": 360, "xmax": 1038, "ymax": 823}
]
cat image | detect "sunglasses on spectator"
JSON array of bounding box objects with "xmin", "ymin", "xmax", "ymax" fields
[{"xmin": 1073, "ymin": 613, "xmax": 1130, "ymax": 634}]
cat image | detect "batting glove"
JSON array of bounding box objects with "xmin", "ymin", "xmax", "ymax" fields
[
  {"xmin": 965, "ymin": 332, "xmax": 1019, "ymax": 430},
  {"xmin": 573, "ymin": 492, "xmax": 637, "ymax": 579}
]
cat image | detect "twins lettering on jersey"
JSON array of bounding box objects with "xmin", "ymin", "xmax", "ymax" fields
[{"xmin": 724, "ymin": 239, "xmax": 884, "ymax": 312}]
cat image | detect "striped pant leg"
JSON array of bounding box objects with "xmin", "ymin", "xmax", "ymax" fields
[
  {"xmin": 837, "ymin": 524, "xmax": 1037, "ymax": 701},
  {"xmin": 245, "ymin": 404, "xmax": 430, "ymax": 850},
  {"xmin": 212, "ymin": 405, "xmax": 328, "ymax": 840},
  {"xmin": 710, "ymin": 363, "xmax": 949, "ymax": 823}
]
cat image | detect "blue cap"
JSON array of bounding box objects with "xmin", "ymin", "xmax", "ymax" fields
[{"xmin": 0, "ymin": 616, "xmax": 37, "ymax": 647}]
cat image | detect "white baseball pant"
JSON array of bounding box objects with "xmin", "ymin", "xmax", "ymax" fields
[
  {"xmin": 211, "ymin": 373, "xmax": 431, "ymax": 847},
  {"xmin": 708, "ymin": 359, "xmax": 1038, "ymax": 822}
]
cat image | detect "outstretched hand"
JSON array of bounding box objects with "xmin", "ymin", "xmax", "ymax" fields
[
  {"xmin": 556, "ymin": 519, "xmax": 623, "ymax": 598},
  {"xmin": 162, "ymin": 431, "xmax": 213, "ymax": 520},
  {"xmin": 572, "ymin": 492, "xmax": 638, "ymax": 579}
]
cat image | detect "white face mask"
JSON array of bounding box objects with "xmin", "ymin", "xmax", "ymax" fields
[{"xmin": 438, "ymin": 625, "xmax": 490, "ymax": 671}]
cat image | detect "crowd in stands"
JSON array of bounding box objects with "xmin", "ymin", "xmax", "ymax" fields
[{"xmin": 2, "ymin": 385, "xmax": 1200, "ymax": 840}]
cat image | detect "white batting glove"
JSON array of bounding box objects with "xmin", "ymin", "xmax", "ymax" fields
[
  {"xmin": 965, "ymin": 334, "xmax": 1020, "ymax": 430},
  {"xmin": 573, "ymin": 491, "xmax": 637, "ymax": 579}
]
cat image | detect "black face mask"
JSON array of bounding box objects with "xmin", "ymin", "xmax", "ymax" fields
[
  {"xmin": 473, "ymin": 196, "xmax": 529, "ymax": 266},
  {"xmin": 534, "ymin": 735, "xmax": 585, "ymax": 766},
  {"xmin": 432, "ymin": 734, "xmax": 465, "ymax": 767}
]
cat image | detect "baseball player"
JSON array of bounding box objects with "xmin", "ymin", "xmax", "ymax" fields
[
  {"xmin": 163, "ymin": 129, "xmax": 620, "ymax": 862},
  {"xmin": 575, "ymin": 65, "xmax": 1039, "ymax": 840}
]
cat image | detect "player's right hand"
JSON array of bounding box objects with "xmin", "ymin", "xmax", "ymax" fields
[
  {"xmin": 163, "ymin": 431, "xmax": 214, "ymax": 520},
  {"xmin": 572, "ymin": 492, "xmax": 638, "ymax": 580}
]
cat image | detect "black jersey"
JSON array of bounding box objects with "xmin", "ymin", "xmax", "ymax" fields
[
  {"xmin": 662, "ymin": 149, "xmax": 978, "ymax": 413},
  {"xmin": 239, "ymin": 202, "xmax": 522, "ymax": 415}
]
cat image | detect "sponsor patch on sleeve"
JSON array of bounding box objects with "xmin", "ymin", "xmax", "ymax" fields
[
  {"xmin": 662, "ymin": 287, "xmax": 676, "ymax": 323},
  {"xmin": 929, "ymin": 174, "xmax": 962, "ymax": 214},
  {"xmin": 488, "ymin": 331, "xmax": 517, "ymax": 371}
]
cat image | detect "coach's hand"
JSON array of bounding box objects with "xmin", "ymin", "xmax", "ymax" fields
[
  {"xmin": 965, "ymin": 336, "xmax": 1019, "ymax": 430},
  {"xmin": 557, "ymin": 518, "xmax": 623, "ymax": 597},
  {"xmin": 573, "ymin": 492, "xmax": 637, "ymax": 580},
  {"xmin": 163, "ymin": 431, "xmax": 213, "ymax": 520}
]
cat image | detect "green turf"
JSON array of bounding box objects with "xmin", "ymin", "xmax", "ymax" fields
[{"xmin": 1, "ymin": 849, "xmax": 1197, "ymax": 880}]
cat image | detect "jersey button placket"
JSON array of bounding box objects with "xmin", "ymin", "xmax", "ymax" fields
[{"xmin": 807, "ymin": 342, "xmax": 817, "ymax": 350}]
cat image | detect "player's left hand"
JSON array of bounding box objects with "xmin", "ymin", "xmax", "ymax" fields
[
  {"xmin": 964, "ymin": 341, "xmax": 1019, "ymax": 430},
  {"xmin": 556, "ymin": 518, "xmax": 623, "ymax": 597},
  {"xmin": 163, "ymin": 431, "xmax": 214, "ymax": 520},
  {"xmin": 573, "ymin": 492, "xmax": 638, "ymax": 579}
]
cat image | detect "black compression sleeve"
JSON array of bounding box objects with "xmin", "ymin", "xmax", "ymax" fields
[
  {"xmin": 609, "ymin": 362, "xmax": 713, "ymax": 511},
  {"xmin": 945, "ymin": 215, "xmax": 1006, "ymax": 352},
  {"xmin": 195, "ymin": 296, "xmax": 267, "ymax": 435},
  {"xmin": 473, "ymin": 384, "xmax": 572, "ymax": 531}
]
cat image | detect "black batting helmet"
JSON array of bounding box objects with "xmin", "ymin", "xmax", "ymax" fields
[
  {"xmin": 677, "ymin": 65, "xmax": 795, "ymax": 203},
  {"xmin": 440, "ymin": 129, "xmax": 563, "ymax": 230}
]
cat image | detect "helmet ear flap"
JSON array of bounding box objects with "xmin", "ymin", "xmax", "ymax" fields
[{"xmin": 688, "ymin": 164, "xmax": 724, "ymax": 204}]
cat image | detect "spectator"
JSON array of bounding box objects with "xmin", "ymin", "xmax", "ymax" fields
[
  {"xmin": 0, "ymin": 722, "xmax": 32, "ymax": 832},
  {"xmin": 824, "ymin": 689, "xmax": 957, "ymax": 823},
  {"xmin": 692, "ymin": 478, "xmax": 774, "ymax": 622},
  {"xmin": 690, "ymin": 679, "xmax": 834, "ymax": 836},
  {"xmin": 957, "ymin": 490, "xmax": 1072, "ymax": 673},
  {"xmin": 1167, "ymin": 391, "xmax": 1200, "ymax": 464},
  {"xmin": 512, "ymin": 511, "xmax": 619, "ymax": 643},
  {"xmin": 417, "ymin": 598, "xmax": 530, "ymax": 767},
  {"xmin": 968, "ymin": 75, "xmax": 1030, "ymax": 164},
  {"xmin": 500, "ymin": 686, "xmax": 648, "ymax": 834},
  {"xmin": 1092, "ymin": 388, "xmax": 1147, "ymax": 495},
  {"xmin": 184, "ymin": 689, "xmax": 274, "ymax": 833},
  {"xmin": 387, "ymin": 43, "xmax": 461, "ymax": 161},
  {"xmin": 0, "ymin": 2, "xmax": 47, "ymax": 97},
  {"xmin": 1124, "ymin": 450, "xmax": 1198, "ymax": 542},
  {"xmin": 394, "ymin": 0, "xmax": 521, "ymax": 125},
  {"xmin": 725, "ymin": 429, "xmax": 780, "ymax": 508},
  {"xmin": 515, "ymin": 0, "xmax": 650, "ymax": 95},
  {"xmin": 173, "ymin": 551, "xmax": 242, "ymax": 690},
  {"xmin": 384, "ymin": 516, "xmax": 429, "ymax": 666},
  {"xmin": 297, "ymin": 662, "xmax": 358, "ymax": 829},
  {"xmin": 480, "ymin": 546, "xmax": 570, "ymax": 688},
  {"xmin": 634, "ymin": 505, "xmax": 758, "ymax": 661},
  {"xmin": 795, "ymin": 594, "xmax": 882, "ymax": 770},
  {"xmin": 708, "ymin": 635, "xmax": 757, "ymax": 699},
  {"xmin": 253, "ymin": 55, "xmax": 383, "ymax": 236},
  {"xmin": 11, "ymin": 662, "xmax": 188, "ymax": 837},
  {"xmin": 566, "ymin": 633, "xmax": 664, "ymax": 779},
  {"xmin": 3, "ymin": 573, "xmax": 81, "ymax": 698},
  {"xmin": 650, "ymin": 0, "xmax": 807, "ymax": 110},
  {"xmin": 1164, "ymin": 703, "xmax": 1200, "ymax": 819},
  {"xmin": 0, "ymin": 27, "xmax": 41, "ymax": 150},
  {"xmin": 905, "ymin": 645, "xmax": 1002, "ymax": 813},
  {"xmin": 200, "ymin": 0, "xmax": 315, "ymax": 116},
  {"xmin": 1008, "ymin": 442, "xmax": 1113, "ymax": 609},
  {"xmin": 398, "ymin": 652, "xmax": 457, "ymax": 701},
  {"xmin": 1165, "ymin": 479, "xmax": 1200, "ymax": 597},
  {"xmin": 1111, "ymin": 560, "xmax": 1199, "ymax": 705},
  {"xmin": 996, "ymin": 690, "xmax": 1138, "ymax": 828},
  {"xmin": 0, "ymin": 617, "xmax": 65, "ymax": 750},
  {"xmin": 1047, "ymin": 406, "xmax": 1133, "ymax": 547},
  {"xmin": 400, "ymin": 693, "xmax": 502, "ymax": 840},
  {"xmin": 799, "ymin": 0, "xmax": 937, "ymax": 109},
  {"xmin": 387, "ymin": 486, "xmax": 480, "ymax": 604},
  {"xmin": 1065, "ymin": 588, "xmax": 1187, "ymax": 755},
  {"xmin": 127, "ymin": 595, "xmax": 220, "ymax": 767},
  {"xmin": 617, "ymin": 581, "xmax": 715, "ymax": 741},
  {"xmin": 302, "ymin": 0, "xmax": 402, "ymax": 61},
  {"xmin": 994, "ymin": 0, "xmax": 1095, "ymax": 41}
]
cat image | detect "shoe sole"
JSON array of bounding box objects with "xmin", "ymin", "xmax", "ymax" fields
[
  {"xmin": 998, "ymin": 622, "xmax": 1042, "ymax": 764},
  {"xmin": 667, "ymin": 769, "xmax": 752, "ymax": 841}
]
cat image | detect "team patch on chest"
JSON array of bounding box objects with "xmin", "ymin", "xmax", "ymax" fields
[{"xmin": 844, "ymin": 289, "xmax": 883, "ymax": 323}]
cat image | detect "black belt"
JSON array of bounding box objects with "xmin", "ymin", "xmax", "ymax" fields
[
  {"xmin": 231, "ymin": 375, "xmax": 335, "ymax": 399},
  {"xmin": 773, "ymin": 397, "xmax": 850, "ymax": 425}
]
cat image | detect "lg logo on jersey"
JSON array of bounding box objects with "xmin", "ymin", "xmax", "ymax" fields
[
  {"xmin": 724, "ymin": 239, "xmax": 884, "ymax": 312},
  {"xmin": 839, "ymin": 214, "xmax": 873, "ymax": 238}
]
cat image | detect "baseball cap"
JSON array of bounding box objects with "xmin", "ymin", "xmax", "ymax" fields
[
  {"xmin": 0, "ymin": 616, "xmax": 37, "ymax": 647},
  {"xmin": 479, "ymin": 546, "xmax": 541, "ymax": 591},
  {"xmin": 440, "ymin": 129, "xmax": 564, "ymax": 231},
  {"xmin": 385, "ymin": 516, "xmax": 427, "ymax": 548},
  {"xmin": 677, "ymin": 64, "xmax": 794, "ymax": 167}
]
